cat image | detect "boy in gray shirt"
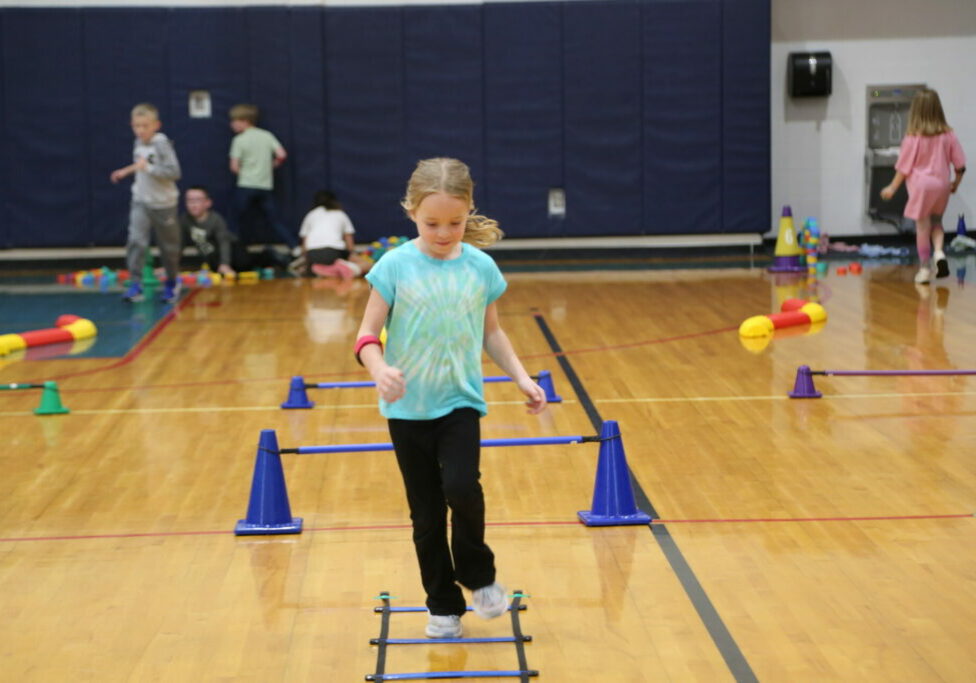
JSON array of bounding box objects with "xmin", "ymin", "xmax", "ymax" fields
[{"xmin": 110, "ymin": 102, "xmax": 183, "ymax": 303}]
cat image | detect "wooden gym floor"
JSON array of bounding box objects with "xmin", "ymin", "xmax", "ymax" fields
[{"xmin": 2, "ymin": 256, "xmax": 975, "ymax": 682}]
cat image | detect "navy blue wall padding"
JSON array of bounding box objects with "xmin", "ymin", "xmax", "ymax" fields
[
  {"xmin": 483, "ymin": 2, "xmax": 563, "ymax": 238},
  {"xmin": 563, "ymin": 1, "xmax": 644, "ymax": 236},
  {"xmin": 83, "ymin": 8, "xmax": 170, "ymax": 247},
  {"xmin": 643, "ymin": 0, "xmax": 723, "ymax": 234},
  {"xmin": 167, "ymin": 8, "xmax": 249, "ymax": 234},
  {"xmin": 402, "ymin": 6, "xmax": 485, "ymax": 199},
  {"xmin": 286, "ymin": 8, "xmax": 330, "ymax": 227},
  {"xmin": 722, "ymin": 0, "xmax": 770, "ymax": 233},
  {"xmin": 3, "ymin": 10, "xmax": 89, "ymax": 248},
  {"xmin": 325, "ymin": 8, "xmax": 408, "ymax": 238},
  {"xmin": 0, "ymin": 0, "xmax": 770, "ymax": 248},
  {"xmin": 241, "ymin": 7, "xmax": 297, "ymax": 242},
  {"xmin": 0, "ymin": 11, "xmax": 7, "ymax": 247}
]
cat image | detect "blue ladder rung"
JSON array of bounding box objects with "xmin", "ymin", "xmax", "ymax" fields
[
  {"xmin": 375, "ymin": 605, "xmax": 527, "ymax": 614},
  {"xmin": 371, "ymin": 636, "xmax": 531, "ymax": 645},
  {"xmin": 366, "ymin": 670, "xmax": 538, "ymax": 681}
]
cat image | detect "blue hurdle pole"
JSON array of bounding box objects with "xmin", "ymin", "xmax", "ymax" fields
[
  {"xmin": 281, "ymin": 434, "xmax": 593, "ymax": 455},
  {"xmin": 374, "ymin": 605, "xmax": 526, "ymax": 614},
  {"xmin": 371, "ymin": 636, "xmax": 531, "ymax": 645},
  {"xmin": 290, "ymin": 370, "xmax": 562, "ymax": 406},
  {"xmin": 313, "ymin": 375, "xmax": 529, "ymax": 389},
  {"xmin": 367, "ymin": 672, "xmax": 537, "ymax": 681},
  {"xmin": 309, "ymin": 380, "xmax": 378, "ymax": 388}
]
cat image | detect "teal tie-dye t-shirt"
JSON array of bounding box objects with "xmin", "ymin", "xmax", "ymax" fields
[{"xmin": 365, "ymin": 240, "xmax": 507, "ymax": 420}]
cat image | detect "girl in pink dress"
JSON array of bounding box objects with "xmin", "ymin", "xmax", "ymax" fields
[{"xmin": 881, "ymin": 89, "xmax": 966, "ymax": 283}]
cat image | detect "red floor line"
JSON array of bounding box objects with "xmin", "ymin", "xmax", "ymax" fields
[
  {"xmin": 27, "ymin": 315, "xmax": 736, "ymax": 394},
  {"xmin": 521, "ymin": 322, "xmax": 737, "ymax": 360},
  {"xmin": 0, "ymin": 520, "xmax": 574, "ymax": 543},
  {"xmin": 2, "ymin": 514, "xmax": 970, "ymax": 544},
  {"xmin": 35, "ymin": 288, "xmax": 202, "ymax": 384},
  {"xmin": 651, "ymin": 513, "xmax": 974, "ymax": 524},
  {"xmin": 55, "ymin": 368, "xmax": 375, "ymax": 394}
]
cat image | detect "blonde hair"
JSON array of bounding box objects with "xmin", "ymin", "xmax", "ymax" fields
[
  {"xmin": 906, "ymin": 89, "xmax": 951, "ymax": 136},
  {"xmin": 229, "ymin": 103, "xmax": 259, "ymax": 124},
  {"xmin": 131, "ymin": 103, "xmax": 159, "ymax": 120},
  {"xmin": 401, "ymin": 157, "xmax": 503, "ymax": 248}
]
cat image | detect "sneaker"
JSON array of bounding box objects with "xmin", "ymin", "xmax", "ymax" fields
[
  {"xmin": 287, "ymin": 256, "xmax": 306, "ymax": 277},
  {"xmin": 914, "ymin": 266, "xmax": 932, "ymax": 284},
  {"xmin": 333, "ymin": 259, "xmax": 355, "ymax": 280},
  {"xmin": 471, "ymin": 582, "xmax": 509, "ymax": 619},
  {"xmin": 934, "ymin": 250, "xmax": 949, "ymax": 278},
  {"xmin": 161, "ymin": 279, "xmax": 182, "ymax": 303},
  {"xmin": 122, "ymin": 282, "xmax": 144, "ymax": 302},
  {"xmin": 425, "ymin": 614, "xmax": 462, "ymax": 639},
  {"xmin": 311, "ymin": 263, "xmax": 340, "ymax": 278}
]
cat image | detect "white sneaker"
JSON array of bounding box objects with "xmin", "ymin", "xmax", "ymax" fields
[
  {"xmin": 425, "ymin": 614, "xmax": 462, "ymax": 638},
  {"xmin": 471, "ymin": 582, "xmax": 509, "ymax": 619},
  {"xmin": 934, "ymin": 250, "xmax": 949, "ymax": 278},
  {"xmin": 914, "ymin": 266, "xmax": 932, "ymax": 284}
]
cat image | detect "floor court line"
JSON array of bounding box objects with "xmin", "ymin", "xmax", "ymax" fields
[
  {"xmin": 3, "ymin": 514, "xmax": 970, "ymax": 545},
  {"xmin": 531, "ymin": 312, "xmax": 759, "ymax": 683},
  {"xmin": 18, "ymin": 288, "xmax": 201, "ymax": 384},
  {"xmin": 8, "ymin": 388, "xmax": 975, "ymax": 418},
  {"xmin": 0, "ymin": 399, "xmax": 558, "ymax": 418}
]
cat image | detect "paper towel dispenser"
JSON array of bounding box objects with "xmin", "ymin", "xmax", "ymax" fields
[{"xmin": 788, "ymin": 52, "xmax": 832, "ymax": 98}]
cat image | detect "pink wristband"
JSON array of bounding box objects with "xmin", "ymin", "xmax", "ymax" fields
[{"xmin": 354, "ymin": 335, "xmax": 383, "ymax": 366}]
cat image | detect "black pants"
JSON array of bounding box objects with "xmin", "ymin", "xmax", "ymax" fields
[
  {"xmin": 234, "ymin": 187, "xmax": 297, "ymax": 248},
  {"xmin": 388, "ymin": 408, "xmax": 495, "ymax": 616},
  {"xmin": 304, "ymin": 247, "xmax": 350, "ymax": 275}
]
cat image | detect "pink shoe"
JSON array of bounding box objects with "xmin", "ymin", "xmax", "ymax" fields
[
  {"xmin": 333, "ymin": 260, "xmax": 355, "ymax": 280},
  {"xmin": 312, "ymin": 263, "xmax": 340, "ymax": 278}
]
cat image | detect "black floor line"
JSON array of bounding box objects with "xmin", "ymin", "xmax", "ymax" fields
[{"xmin": 532, "ymin": 313, "xmax": 758, "ymax": 683}]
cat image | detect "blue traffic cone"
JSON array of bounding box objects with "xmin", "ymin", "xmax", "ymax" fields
[
  {"xmin": 957, "ymin": 214, "xmax": 967, "ymax": 236},
  {"xmin": 788, "ymin": 365, "xmax": 822, "ymax": 398},
  {"xmin": 577, "ymin": 420, "xmax": 651, "ymax": 526},
  {"xmin": 280, "ymin": 376, "xmax": 315, "ymax": 409},
  {"xmin": 536, "ymin": 370, "xmax": 563, "ymax": 403},
  {"xmin": 235, "ymin": 429, "xmax": 303, "ymax": 535}
]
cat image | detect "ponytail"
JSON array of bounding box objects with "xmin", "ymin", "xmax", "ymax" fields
[{"xmin": 464, "ymin": 213, "xmax": 503, "ymax": 248}]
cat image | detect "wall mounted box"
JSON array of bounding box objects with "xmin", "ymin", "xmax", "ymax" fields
[{"xmin": 788, "ymin": 52, "xmax": 832, "ymax": 97}]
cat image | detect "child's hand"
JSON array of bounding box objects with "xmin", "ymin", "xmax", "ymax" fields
[
  {"xmin": 879, "ymin": 185, "xmax": 895, "ymax": 201},
  {"xmin": 109, "ymin": 168, "xmax": 127, "ymax": 183},
  {"xmin": 374, "ymin": 365, "xmax": 406, "ymax": 403},
  {"xmin": 517, "ymin": 378, "xmax": 548, "ymax": 415},
  {"xmin": 218, "ymin": 264, "xmax": 236, "ymax": 277}
]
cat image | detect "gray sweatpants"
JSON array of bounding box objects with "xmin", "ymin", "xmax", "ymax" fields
[{"xmin": 126, "ymin": 202, "xmax": 181, "ymax": 284}]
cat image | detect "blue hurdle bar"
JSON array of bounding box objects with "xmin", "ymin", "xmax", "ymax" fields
[
  {"xmin": 311, "ymin": 374, "xmax": 530, "ymax": 389},
  {"xmin": 373, "ymin": 605, "xmax": 527, "ymax": 614},
  {"xmin": 282, "ymin": 370, "xmax": 562, "ymax": 409},
  {"xmin": 367, "ymin": 671, "xmax": 538, "ymax": 681},
  {"xmin": 280, "ymin": 434, "xmax": 595, "ymax": 455},
  {"xmin": 371, "ymin": 636, "xmax": 531, "ymax": 645}
]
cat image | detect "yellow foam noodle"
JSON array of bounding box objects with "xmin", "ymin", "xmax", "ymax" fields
[
  {"xmin": 63, "ymin": 318, "xmax": 97, "ymax": 340},
  {"xmin": 738, "ymin": 315, "xmax": 775, "ymax": 338},
  {"xmin": 800, "ymin": 302, "xmax": 827, "ymax": 324},
  {"xmin": 739, "ymin": 335, "xmax": 772, "ymax": 353},
  {"xmin": 0, "ymin": 333, "xmax": 27, "ymax": 354}
]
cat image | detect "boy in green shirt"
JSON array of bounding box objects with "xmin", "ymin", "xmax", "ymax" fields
[{"xmin": 228, "ymin": 103, "xmax": 298, "ymax": 253}]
